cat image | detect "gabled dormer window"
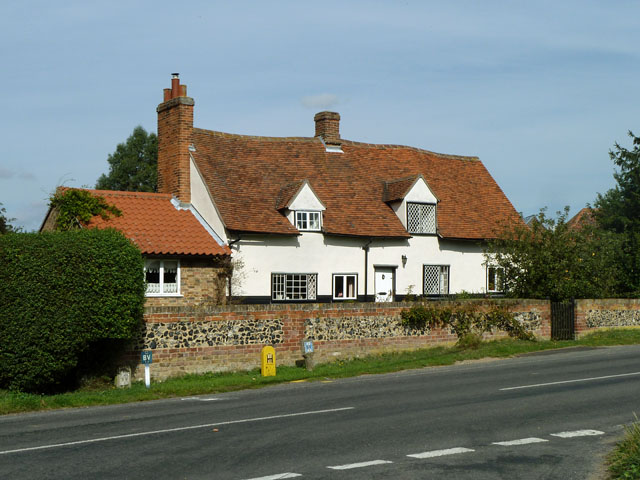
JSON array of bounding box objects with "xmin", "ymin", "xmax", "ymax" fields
[
  {"xmin": 407, "ymin": 202, "xmax": 436, "ymax": 234},
  {"xmin": 296, "ymin": 211, "xmax": 321, "ymax": 231}
]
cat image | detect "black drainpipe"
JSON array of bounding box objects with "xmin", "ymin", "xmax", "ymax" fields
[{"xmin": 362, "ymin": 238, "xmax": 373, "ymax": 302}]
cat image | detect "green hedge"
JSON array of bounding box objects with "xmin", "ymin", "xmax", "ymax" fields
[{"xmin": 0, "ymin": 229, "xmax": 145, "ymax": 392}]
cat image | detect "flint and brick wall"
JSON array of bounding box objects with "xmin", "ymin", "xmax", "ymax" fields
[
  {"xmin": 134, "ymin": 299, "xmax": 550, "ymax": 380},
  {"xmin": 575, "ymin": 299, "xmax": 640, "ymax": 336}
]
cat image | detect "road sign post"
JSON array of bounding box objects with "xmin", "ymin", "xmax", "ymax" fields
[
  {"xmin": 141, "ymin": 350, "xmax": 153, "ymax": 388},
  {"xmin": 302, "ymin": 340, "xmax": 315, "ymax": 371}
]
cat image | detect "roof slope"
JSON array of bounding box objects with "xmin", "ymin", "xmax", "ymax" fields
[
  {"xmin": 192, "ymin": 129, "xmax": 522, "ymax": 239},
  {"xmin": 84, "ymin": 189, "xmax": 230, "ymax": 256},
  {"xmin": 567, "ymin": 207, "xmax": 596, "ymax": 231}
]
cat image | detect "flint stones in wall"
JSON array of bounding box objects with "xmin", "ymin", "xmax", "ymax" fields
[
  {"xmin": 513, "ymin": 312, "xmax": 542, "ymax": 331},
  {"xmin": 141, "ymin": 319, "xmax": 284, "ymax": 349},
  {"xmin": 305, "ymin": 316, "xmax": 428, "ymax": 340},
  {"xmin": 586, "ymin": 309, "xmax": 640, "ymax": 328}
]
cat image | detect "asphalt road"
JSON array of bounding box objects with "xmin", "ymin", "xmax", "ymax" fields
[{"xmin": 1, "ymin": 345, "xmax": 639, "ymax": 479}]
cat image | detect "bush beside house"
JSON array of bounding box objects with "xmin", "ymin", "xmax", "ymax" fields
[{"xmin": 0, "ymin": 229, "xmax": 145, "ymax": 392}]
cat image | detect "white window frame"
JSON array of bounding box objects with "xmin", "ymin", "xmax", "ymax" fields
[
  {"xmin": 487, "ymin": 266, "xmax": 504, "ymax": 293},
  {"xmin": 423, "ymin": 264, "xmax": 449, "ymax": 295},
  {"xmin": 333, "ymin": 274, "xmax": 358, "ymax": 300},
  {"xmin": 144, "ymin": 259, "xmax": 181, "ymax": 297},
  {"xmin": 271, "ymin": 273, "xmax": 318, "ymax": 301},
  {"xmin": 407, "ymin": 202, "xmax": 437, "ymax": 234},
  {"xmin": 295, "ymin": 211, "xmax": 321, "ymax": 231}
]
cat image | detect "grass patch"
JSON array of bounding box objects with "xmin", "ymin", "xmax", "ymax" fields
[
  {"xmin": 2, "ymin": 328, "xmax": 640, "ymax": 415},
  {"xmin": 608, "ymin": 416, "xmax": 640, "ymax": 479}
]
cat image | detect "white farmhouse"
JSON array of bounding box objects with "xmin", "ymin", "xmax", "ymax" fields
[{"xmin": 158, "ymin": 74, "xmax": 522, "ymax": 303}]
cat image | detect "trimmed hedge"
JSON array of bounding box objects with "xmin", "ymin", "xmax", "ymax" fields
[{"xmin": 0, "ymin": 229, "xmax": 145, "ymax": 392}]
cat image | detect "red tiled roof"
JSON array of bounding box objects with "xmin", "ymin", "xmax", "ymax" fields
[
  {"xmin": 275, "ymin": 180, "xmax": 306, "ymax": 211},
  {"xmin": 80, "ymin": 189, "xmax": 230, "ymax": 256},
  {"xmin": 567, "ymin": 207, "xmax": 596, "ymax": 231},
  {"xmin": 384, "ymin": 175, "xmax": 422, "ymax": 203},
  {"xmin": 192, "ymin": 129, "xmax": 522, "ymax": 240}
]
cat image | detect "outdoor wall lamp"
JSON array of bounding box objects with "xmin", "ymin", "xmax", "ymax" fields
[{"xmin": 401, "ymin": 254, "xmax": 407, "ymax": 267}]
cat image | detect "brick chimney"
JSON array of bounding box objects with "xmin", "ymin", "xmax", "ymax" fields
[
  {"xmin": 314, "ymin": 111, "xmax": 341, "ymax": 146},
  {"xmin": 157, "ymin": 73, "xmax": 194, "ymax": 203}
]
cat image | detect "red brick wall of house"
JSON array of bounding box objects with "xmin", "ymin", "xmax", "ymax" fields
[{"xmin": 144, "ymin": 257, "xmax": 229, "ymax": 308}]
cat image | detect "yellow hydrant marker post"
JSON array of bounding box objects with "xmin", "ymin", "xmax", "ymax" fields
[{"xmin": 261, "ymin": 346, "xmax": 276, "ymax": 377}]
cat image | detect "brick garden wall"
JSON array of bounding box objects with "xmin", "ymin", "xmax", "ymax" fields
[
  {"xmin": 133, "ymin": 299, "xmax": 550, "ymax": 380},
  {"xmin": 575, "ymin": 299, "xmax": 640, "ymax": 336}
]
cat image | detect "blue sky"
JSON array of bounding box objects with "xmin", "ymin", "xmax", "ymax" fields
[{"xmin": 1, "ymin": 1, "xmax": 639, "ymax": 231}]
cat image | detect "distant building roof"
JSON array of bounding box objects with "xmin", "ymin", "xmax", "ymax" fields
[{"xmin": 567, "ymin": 207, "xmax": 596, "ymax": 231}]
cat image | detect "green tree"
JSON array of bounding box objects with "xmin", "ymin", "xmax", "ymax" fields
[
  {"xmin": 486, "ymin": 208, "xmax": 622, "ymax": 301},
  {"xmin": 0, "ymin": 203, "xmax": 18, "ymax": 234},
  {"xmin": 594, "ymin": 131, "xmax": 640, "ymax": 294},
  {"xmin": 96, "ymin": 126, "xmax": 157, "ymax": 192}
]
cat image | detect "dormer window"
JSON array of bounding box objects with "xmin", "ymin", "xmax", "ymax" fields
[
  {"xmin": 296, "ymin": 211, "xmax": 321, "ymax": 231},
  {"xmin": 407, "ymin": 202, "xmax": 436, "ymax": 234}
]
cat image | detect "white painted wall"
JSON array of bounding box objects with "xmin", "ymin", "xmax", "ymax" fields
[
  {"xmin": 231, "ymin": 232, "xmax": 489, "ymax": 299},
  {"xmin": 288, "ymin": 183, "xmax": 326, "ymax": 211},
  {"xmin": 189, "ymin": 156, "xmax": 228, "ymax": 244}
]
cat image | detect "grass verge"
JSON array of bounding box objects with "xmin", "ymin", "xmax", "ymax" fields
[
  {"xmin": 608, "ymin": 416, "xmax": 640, "ymax": 479},
  {"xmin": 2, "ymin": 328, "xmax": 640, "ymax": 416}
]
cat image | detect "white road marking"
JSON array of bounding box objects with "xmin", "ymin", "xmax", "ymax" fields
[
  {"xmin": 242, "ymin": 474, "xmax": 302, "ymax": 480},
  {"xmin": 180, "ymin": 397, "xmax": 222, "ymax": 401},
  {"xmin": 327, "ymin": 459, "xmax": 393, "ymax": 470},
  {"xmin": 492, "ymin": 437, "xmax": 548, "ymax": 446},
  {"xmin": 550, "ymin": 430, "xmax": 605, "ymax": 438},
  {"xmin": 500, "ymin": 371, "xmax": 640, "ymax": 391},
  {"xmin": 408, "ymin": 447, "xmax": 475, "ymax": 458},
  {"xmin": 0, "ymin": 407, "xmax": 355, "ymax": 456}
]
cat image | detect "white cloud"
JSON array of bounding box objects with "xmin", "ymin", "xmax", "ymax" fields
[
  {"xmin": 0, "ymin": 167, "xmax": 36, "ymax": 180},
  {"xmin": 301, "ymin": 93, "xmax": 339, "ymax": 109}
]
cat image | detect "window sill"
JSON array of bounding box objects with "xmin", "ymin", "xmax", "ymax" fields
[{"xmin": 145, "ymin": 293, "xmax": 184, "ymax": 298}]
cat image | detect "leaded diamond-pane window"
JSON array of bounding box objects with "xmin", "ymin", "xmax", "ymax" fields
[
  {"xmin": 407, "ymin": 203, "xmax": 436, "ymax": 234},
  {"xmin": 272, "ymin": 273, "xmax": 317, "ymax": 301},
  {"xmin": 423, "ymin": 265, "xmax": 449, "ymax": 295}
]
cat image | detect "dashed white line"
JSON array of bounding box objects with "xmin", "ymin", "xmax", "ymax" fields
[
  {"xmin": 500, "ymin": 371, "xmax": 640, "ymax": 391},
  {"xmin": 242, "ymin": 474, "xmax": 302, "ymax": 480},
  {"xmin": 408, "ymin": 447, "xmax": 475, "ymax": 459},
  {"xmin": 327, "ymin": 459, "xmax": 393, "ymax": 470},
  {"xmin": 0, "ymin": 407, "xmax": 355, "ymax": 456},
  {"xmin": 492, "ymin": 437, "xmax": 548, "ymax": 446},
  {"xmin": 551, "ymin": 430, "xmax": 605, "ymax": 438}
]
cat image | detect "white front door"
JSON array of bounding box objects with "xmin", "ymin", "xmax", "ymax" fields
[{"xmin": 375, "ymin": 268, "xmax": 394, "ymax": 302}]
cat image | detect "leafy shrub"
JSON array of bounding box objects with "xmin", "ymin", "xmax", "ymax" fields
[
  {"xmin": 400, "ymin": 301, "xmax": 535, "ymax": 346},
  {"xmin": 609, "ymin": 417, "xmax": 640, "ymax": 479},
  {"xmin": 49, "ymin": 188, "xmax": 121, "ymax": 231},
  {"xmin": 0, "ymin": 229, "xmax": 145, "ymax": 392}
]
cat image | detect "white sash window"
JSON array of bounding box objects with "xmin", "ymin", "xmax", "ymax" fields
[{"xmin": 145, "ymin": 259, "xmax": 181, "ymax": 296}]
